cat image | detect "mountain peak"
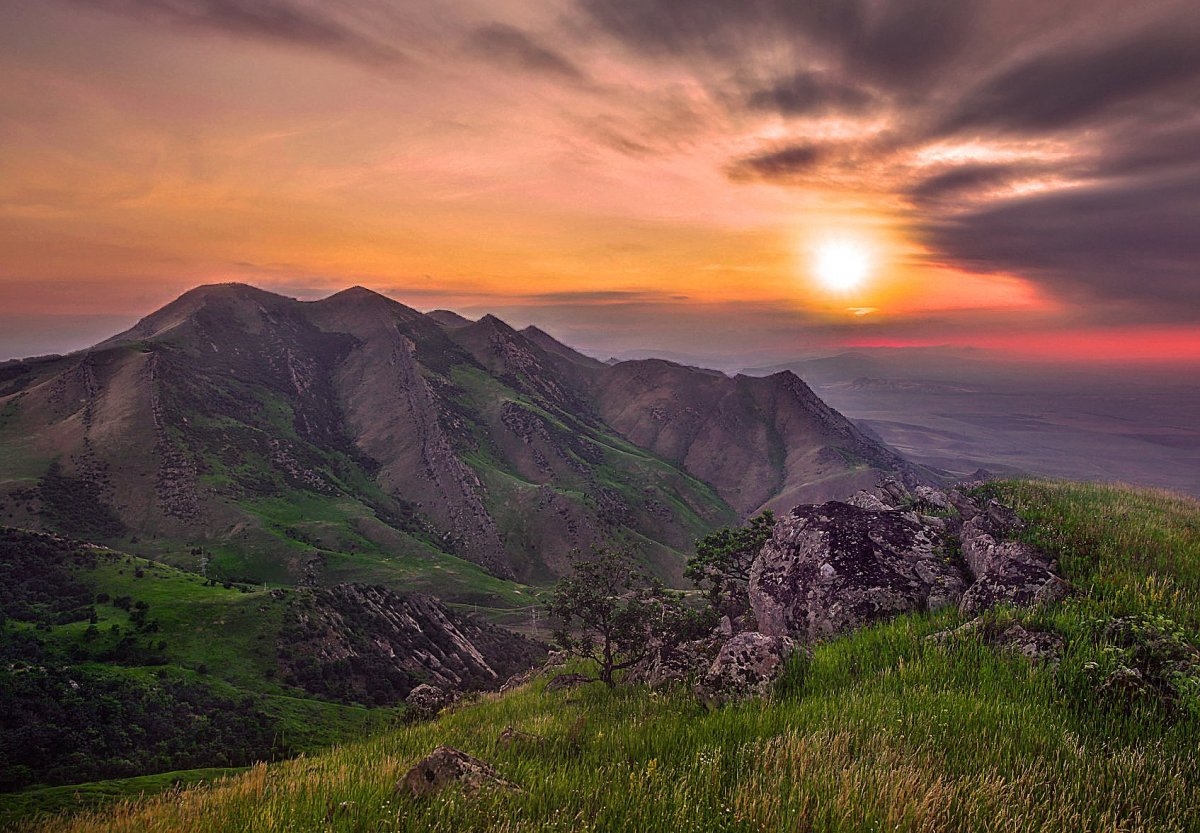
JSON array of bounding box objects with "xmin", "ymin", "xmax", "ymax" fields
[
  {"xmin": 476, "ymin": 313, "xmax": 518, "ymax": 334},
  {"xmin": 321, "ymin": 285, "xmax": 392, "ymax": 304},
  {"xmin": 427, "ymin": 309, "xmax": 474, "ymax": 328},
  {"xmin": 310, "ymin": 286, "xmax": 424, "ymax": 326},
  {"xmin": 94, "ymin": 282, "xmax": 290, "ymax": 348}
]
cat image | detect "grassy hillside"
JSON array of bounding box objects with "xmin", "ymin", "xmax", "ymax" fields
[
  {"xmin": 15, "ymin": 480, "xmax": 1198, "ymax": 832},
  {"xmin": 0, "ymin": 528, "xmax": 536, "ymax": 821},
  {"xmin": 0, "ymin": 531, "xmax": 406, "ymax": 808}
]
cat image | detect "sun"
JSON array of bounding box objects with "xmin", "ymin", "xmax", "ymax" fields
[{"xmin": 813, "ymin": 238, "xmax": 872, "ymax": 293}]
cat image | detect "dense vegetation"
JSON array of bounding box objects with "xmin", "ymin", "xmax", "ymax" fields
[
  {"xmin": 10, "ymin": 480, "xmax": 1197, "ymax": 832},
  {"xmin": 36, "ymin": 462, "xmax": 126, "ymax": 541},
  {"xmin": 0, "ymin": 530, "xmax": 403, "ymax": 803},
  {"xmin": 0, "ymin": 667, "xmax": 277, "ymax": 791}
]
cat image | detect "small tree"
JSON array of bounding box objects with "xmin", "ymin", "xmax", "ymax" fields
[
  {"xmin": 547, "ymin": 547, "xmax": 674, "ymax": 687},
  {"xmin": 685, "ymin": 511, "xmax": 775, "ymax": 618}
]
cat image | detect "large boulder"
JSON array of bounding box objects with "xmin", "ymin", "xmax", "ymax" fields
[
  {"xmin": 750, "ymin": 501, "xmax": 968, "ymax": 642},
  {"xmin": 399, "ymin": 746, "xmax": 521, "ymax": 797},
  {"xmin": 695, "ymin": 632, "xmax": 798, "ymax": 705}
]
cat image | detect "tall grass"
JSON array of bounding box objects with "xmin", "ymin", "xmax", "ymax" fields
[{"xmin": 15, "ymin": 480, "xmax": 1200, "ymax": 832}]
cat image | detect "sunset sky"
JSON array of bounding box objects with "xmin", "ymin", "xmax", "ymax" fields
[{"xmin": 1, "ymin": 0, "xmax": 1198, "ymax": 366}]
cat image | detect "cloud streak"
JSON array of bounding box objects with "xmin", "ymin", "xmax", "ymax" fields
[
  {"xmin": 467, "ymin": 23, "xmax": 587, "ymax": 82},
  {"xmin": 69, "ymin": 0, "xmax": 409, "ymax": 67}
]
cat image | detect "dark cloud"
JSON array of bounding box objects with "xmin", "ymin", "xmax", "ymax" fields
[
  {"xmin": 69, "ymin": 0, "xmax": 407, "ymax": 67},
  {"xmin": 725, "ymin": 144, "xmax": 824, "ymax": 183},
  {"xmin": 745, "ymin": 71, "xmax": 876, "ymax": 116},
  {"xmin": 578, "ymin": 0, "xmax": 981, "ymax": 85},
  {"xmin": 467, "ymin": 23, "xmax": 587, "ymax": 82},
  {"xmin": 937, "ymin": 22, "xmax": 1200, "ymax": 136},
  {"xmin": 924, "ymin": 171, "xmax": 1200, "ymax": 318},
  {"xmin": 1097, "ymin": 120, "xmax": 1200, "ymax": 179},
  {"xmin": 907, "ymin": 164, "xmax": 1031, "ymax": 206},
  {"xmin": 845, "ymin": 0, "xmax": 981, "ymax": 86}
]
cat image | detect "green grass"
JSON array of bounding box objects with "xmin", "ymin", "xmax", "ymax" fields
[
  {"xmin": 16, "ymin": 479, "xmax": 1199, "ymax": 832},
  {"xmin": 0, "ymin": 768, "xmax": 245, "ymax": 829},
  {"xmin": 979, "ymin": 479, "xmax": 1200, "ymax": 631}
]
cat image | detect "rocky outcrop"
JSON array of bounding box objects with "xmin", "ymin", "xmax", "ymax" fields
[
  {"xmin": 929, "ymin": 618, "xmax": 1065, "ymax": 664},
  {"xmin": 277, "ymin": 584, "xmax": 545, "ymax": 706},
  {"xmin": 750, "ymin": 501, "xmax": 968, "ymax": 642},
  {"xmin": 399, "ymin": 747, "xmax": 520, "ymax": 797},
  {"xmin": 404, "ymin": 683, "xmax": 453, "ymax": 720},
  {"xmin": 956, "ymin": 501, "xmax": 1068, "ymax": 615},
  {"xmin": 695, "ymin": 632, "xmax": 798, "ymax": 705},
  {"xmin": 745, "ymin": 481, "xmax": 1069, "ymax": 649}
]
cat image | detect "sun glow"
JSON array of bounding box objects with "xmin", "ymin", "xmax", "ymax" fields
[{"xmin": 813, "ymin": 238, "xmax": 872, "ymax": 293}]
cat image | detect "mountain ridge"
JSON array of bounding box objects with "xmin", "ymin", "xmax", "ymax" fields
[{"xmin": 0, "ymin": 283, "xmax": 924, "ymax": 589}]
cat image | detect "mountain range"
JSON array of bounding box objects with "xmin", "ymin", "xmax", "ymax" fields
[{"xmin": 0, "ymin": 283, "xmax": 917, "ymax": 595}]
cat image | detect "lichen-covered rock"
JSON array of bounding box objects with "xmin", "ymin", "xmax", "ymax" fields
[
  {"xmin": 399, "ymin": 746, "xmax": 520, "ymax": 797},
  {"xmin": 957, "ymin": 500, "xmax": 1068, "ymax": 616},
  {"xmin": 913, "ymin": 485, "xmax": 951, "ymax": 511},
  {"xmin": 627, "ymin": 638, "xmax": 720, "ymax": 689},
  {"xmin": 695, "ymin": 632, "xmax": 797, "ymax": 705},
  {"xmin": 929, "ymin": 619, "xmax": 1065, "ymax": 664},
  {"xmin": 749, "ymin": 501, "xmax": 968, "ymax": 642},
  {"xmin": 405, "ymin": 683, "xmax": 452, "ymax": 720}
]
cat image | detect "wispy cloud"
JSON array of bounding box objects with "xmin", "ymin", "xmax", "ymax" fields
[
  {"xmin": 69, "ymin": 0, "xmax": 409, "ymax": 67},
  {"xmin": 466, "ymin": 23, "xmax": 588, "ymax": 82}
]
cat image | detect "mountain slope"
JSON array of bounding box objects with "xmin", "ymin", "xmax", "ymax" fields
[{"xmin": 0, "ymin": 283, "xmax": 919, "ymax": 588}]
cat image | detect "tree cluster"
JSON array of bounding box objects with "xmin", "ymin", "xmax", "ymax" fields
[{"xmin": 546, "ymin": 513, "xmax": 777, "ymax": 688}]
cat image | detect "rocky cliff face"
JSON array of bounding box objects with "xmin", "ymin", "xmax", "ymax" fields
[{"xmin": 277, "ymin": 584, "xmax": 545, "ymax": 706}]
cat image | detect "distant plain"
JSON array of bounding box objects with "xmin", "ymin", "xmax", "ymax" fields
[{"xmin": 746, "ymin": 350, "xmax": 1200, "ymax": 497}]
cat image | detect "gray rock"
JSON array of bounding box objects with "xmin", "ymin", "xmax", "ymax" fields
[
  {"xmin": 913, "ymin": 485, "xmax": 951, "ymax": 511},
  {"xmin": 405, "ymin": 683, "xmax": 452, "ymax": 720},
  {"xmin": 749, "ymin": 502, "xmax": 968, "ymax": 643},
  {"xmin": 929, "ymin": 619, "xmax": 1064, "ymax": 664},
  {"xmin": 696, "ymin": 632, "xmax": 798, "ymax": 705},
  {"xmin": 399, "ymin": 746, "xmax": 521, "ymax": 797},
  {"xmin": 846, "ymin": 490, "xmax": 893, "ymax": 512}
]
